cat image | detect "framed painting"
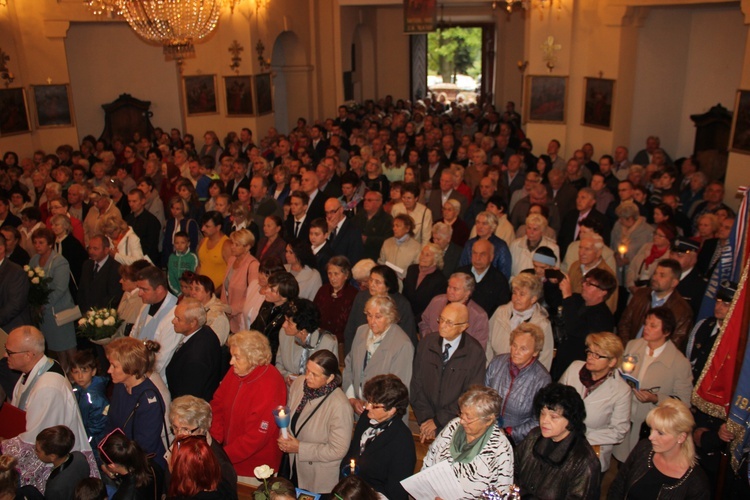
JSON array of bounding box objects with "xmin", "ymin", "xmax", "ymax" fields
[
  {"xmin": 582, "ymin": 77, "xmax": 615, "ymax": 130},
  {"xmin": 255, "ymin": 73, "xmax": 273, "ymax": 116},
  {"xmin": 183, "ymin": 75, "xmax": 218, "ymax": 116},
  {"xmin": 525, "ymin": 75, "xmax": 567, "ymax": 124},
  {"xmin": 31, "ymin": 84, "xmax": 74, "ymax": 128},
  {"xmin": 730, "ymin": 90, "xmax": 750, "ymax": 154},
  {"xmin": 224, "ymin": 75, "xmax": 254, "ymax": 116},
  {"xmin": 0, "ymin": 88, "xmax": 31, "ymax": 136}
]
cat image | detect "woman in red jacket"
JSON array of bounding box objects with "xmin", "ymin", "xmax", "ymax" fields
[{"xmin": 209, "ymin": 329, "xmax": 287, "ymax": 483}]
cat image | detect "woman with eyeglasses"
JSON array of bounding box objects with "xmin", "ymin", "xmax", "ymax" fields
[
  {"xmin": 422, "ymin": 385, "xmax": 514, "ymax": 499},
  {"xmin": 343, "ymin": 296, "xmax": 414, "ymax": 418},
  {"xmin": 559, "ymin": 332, "xmax": 632, "ymax": 472},
  {"xmin": 339, "ymin": 374, "xmax": 416, "ymax": 500},
  {"xmin": 613, "ymin": 306, "xmax": 693, "ymax": 464},
  {"xmin": 98, "ymin": 429, "xmax": 164, "ymax": 500},
  {"xmin": 485, "ymin": 323, "xmax": 551, "ymax": 446},
  {"xmin": 167, "ymin": 396, "xmax": 237, "ymax": 498},
  {"xmin": 276, "ymin": 349, "xmax": 352, "ymax": 493},
  {"xmin": 342, "ymin": 265, "xmax": 418, "ymax": 355}
]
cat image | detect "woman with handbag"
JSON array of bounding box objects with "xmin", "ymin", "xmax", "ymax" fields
[
  {"xmin": 105, "ymin": 337, "xmax": 170, "ymax": 473},
  {"xmin": 29, "ymin": 227, "xmax": 79, "ymax": 372},
  {"xmin": 277, "ymin": 349, "xmax": 352, "ymax": 493}
]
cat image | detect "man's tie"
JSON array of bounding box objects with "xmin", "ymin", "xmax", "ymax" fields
[
  {"xmin": 294, "ymin": 220, "xmax": 301, "ymax": 238},
  {"xmin": 329, "ymin": 226, "xmax": 337, "ymax": 242},
  {"xmin": 443, "ymin": 343, "xmax": 451, "ymax": 365},
  {"xmin": 93, "ymin": 262, "xmax": 99, "ymax": 274}
]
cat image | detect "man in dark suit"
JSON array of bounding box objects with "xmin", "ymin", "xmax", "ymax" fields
[
  {"xmin": 557, "ymin": 187, "xmax": 611, "ymax": 261},
  {"xmin": 353, "ymin": 191, "xmax": 393, "ymax": 261},
  {"xmin": 547, "ymin": 168, "xmax": 578, "ymax": 220},
  {"xmin": 310, "ymin": 124, "xmax": 329, "ymax": 162},
  {"xmin": 421, "ymin": 147, "xmax": 448, "ymax": 191},
  {"xmin": 325, "ymin": 198, "xmax": 363, "ymax": 264},
  {"xmin": 249, "ymin": 175, "xmax": 283, "ymax": 228},
  {"xmin": 501, "ymin": 154, "xmax": 526, "ymax": 204},
  {"xmin": 0, "ymin": 196, "xmax": 21, "ymax": 228},
  {"xmin": 671, "ymin": 238, "xmax": 708, "ymax": 321},
  {"xmin": 309, "ymin": 218, "xmax": 333, "ymax": 277},
  {"xmin": 318, "ymin": 157, "xmax": 342, "ymax": 199},
  {"xmin": 166, "ymin": 298, "xmax": 222, "ymax": 401},
  {"xmin": 77, "ymin": 235, "xmax": 123, "ymax": 313},
  {"xmin": 427, "ymin": 169, "xmax": 468, "ymax": 219},
  {"xmin": 301, "ymin": 170, "xmax": 326, "ymax": 221},
  {"xmin": 0, "ymin": 233, "xmax": 31, "ymax": 332},
  {"xmin": 227, "ymin": 158, "xmax": 250, "ymax": 201},
  {"xmin": 283, "ymin": 191, "xmax": 312, "ymax": 243},
  {"xmin": 125, "ymin": 189, "xmax": 162, "ymax": 264},
  {"xmin": 456, "ymin": 239, "xmax": 510, "ymax": 317}
]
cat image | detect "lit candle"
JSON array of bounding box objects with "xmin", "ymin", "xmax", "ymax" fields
[
  {"xmin": 273, "ymin": 406, "xmax": 291, "ymax": 439},
  {"xmin": 350, "ymin": 459, "xmax": 356, "ymax": 474},
  {"xmin": 622, "ymin": 360, "xmax": 635, "ymax": 373},
  {"xmin": 618, "ymin": 244, "xmax": 628, "ymax": 257}
]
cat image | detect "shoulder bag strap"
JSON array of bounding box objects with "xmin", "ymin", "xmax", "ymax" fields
[{"xmin": 293, "ymin": 390, "xmax": 335, "ymax": 436}]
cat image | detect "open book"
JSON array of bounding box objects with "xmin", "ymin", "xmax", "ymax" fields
[{"xmin": 618, "ymin": 370, "xmax": 640, "ymax": 391}]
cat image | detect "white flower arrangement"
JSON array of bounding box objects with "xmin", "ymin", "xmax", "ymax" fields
[{"xmin": 77, "ymin": 306, "xmax": 124, "ymax": 342}]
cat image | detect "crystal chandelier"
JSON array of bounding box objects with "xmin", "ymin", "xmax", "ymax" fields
[{"xmin": 87, "ymin": 1, "xmax": 223, "ymax": 60}]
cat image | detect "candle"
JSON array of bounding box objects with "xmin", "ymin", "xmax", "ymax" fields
[
  {"xmin": 621, "ymin": 361, "xmax": 635, "ymax": 373},
  {"xmin": 618, "ymin": 244, "xmax": 628, "ymax": 257},
  {"xmin": 273, "ymin": 406, "xmax": 291, "ymax": 439},
  {"xmin": 350, "ymin": 459, "xmax": 356, "ymax": 474}
]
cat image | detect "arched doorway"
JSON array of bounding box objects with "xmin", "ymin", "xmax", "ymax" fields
[{"xmin": 271, "ymin": 31, "xmax": 311, "ymax": 134}]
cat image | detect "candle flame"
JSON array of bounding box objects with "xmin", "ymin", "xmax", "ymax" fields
[{"xmin": 279, "ymin": 408, "xmax": 285, "ymax": 417}]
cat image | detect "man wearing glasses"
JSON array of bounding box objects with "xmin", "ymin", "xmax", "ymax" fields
[
  {"xmin": 410, "ymin": 302, "xmax": 485, "ymax": 444},
  {"xmin": 3, "ymin": 326, "xmax": 95, "ymax": 490}
]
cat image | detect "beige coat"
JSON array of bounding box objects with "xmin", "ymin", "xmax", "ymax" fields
[
  {"xmin": 287, "ymin": 377, "xmax": 353, "ymax": 493},
  {"xmin": 276, "ymin": 328, "xmax": 338, "ymax": 379},
  {"xmin": 612, "ymin": 338, "xmax": 693, "ymax": 462}
]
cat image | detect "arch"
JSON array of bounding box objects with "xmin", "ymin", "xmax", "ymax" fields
[
  {"xmin": 352, "ymin": 24, "xmax": 376, "ymax": 102},
  {"xmin": 271, "ymin": 30, "xmax": 311, "ymax": 133}
]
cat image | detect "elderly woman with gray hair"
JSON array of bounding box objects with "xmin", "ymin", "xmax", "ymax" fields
[
  {"xmin": 611, "ymin": 200, "xmax": 653, "ymax": 273},
  {"xmin": 485, "ymin": 323, "xmax": 551, "ymax": 445},
  {"xmin": 422, "ymin": 385, "xmax": 514, "ymax": 499},
  {"xmin": 343, "ymin": 295, "xmax": 414, "ymax": 416},
  {"xmin": 487, "ymin": 273, "xmax": 554, "ymax": 370},
  {"xmin": 98, "ymin": 213, "xmax": 147, "ymax": 266},
  {"xmin": 402, "ymin": 242, "xmax": 448, "ymax": 323},
  {"xmin": 210, "ymin": 330, "xmax": 287, "ymax": 481},
  {"xmin": 48, "ymin": 213, "xmax": 88, "ymax": 299},
  {"xmin": 509, "ymin": 213, "xmax": 560, "ymax": 277},
  {"xmin": 168, "ymin": 395, "xmax": 238, "ymax": 498}
]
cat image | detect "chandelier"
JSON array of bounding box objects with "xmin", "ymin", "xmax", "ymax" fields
[
  {"xmin": 492, "ymin": 0, "xmax": 561, "ymax": 20},
  {"xmin": 86, "ymin": 1, "xmax": 223, "ymax": 60}
]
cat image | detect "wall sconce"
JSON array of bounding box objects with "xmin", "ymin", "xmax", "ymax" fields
[
  {"xmin": 1, "ymin": 48, "xmax": 14, "ymax": 88},
  {"xmin": 229, "ymin": 40, "xmax": 244, "ymax": 73}
]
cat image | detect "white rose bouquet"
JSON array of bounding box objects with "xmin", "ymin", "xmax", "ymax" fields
[
  {"xmin": 253, "ymin": 465, "xmax": 292, "ymax": 500},
  {"xmin": 25, "ymin": 265, "xmax": 53, "ymax": 326},
  {"xmin": 77, "ymin": 307, "xmax": 123, "ymax": 343}
]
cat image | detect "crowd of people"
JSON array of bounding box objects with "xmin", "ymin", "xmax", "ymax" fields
[{"xmin": 0, "ymin": 94, "xmax": 747, "ymax": 499}]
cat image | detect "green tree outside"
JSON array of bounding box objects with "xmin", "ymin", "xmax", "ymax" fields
[{"xmin": 427, "ymin": 27, "xmax": 482, "ymax": 84}]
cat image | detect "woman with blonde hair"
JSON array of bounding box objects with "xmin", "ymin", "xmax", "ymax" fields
[
  {"xmin": 560, "ymin": 332, "xmax": 631, "ymax": 472},
  {"xmin": 221, "ymin": 228, "xmax": 260, "ymax": 333},
  {"xmin": 210, "ymin": 330, "xmax": 287, "ymax": 483},
  {"xmin": 98, "ymin": 213, "xmax": 146, "ymax": 266},
  {"xmin": 609, "ymin": 399, "xmax": 709, "ymax": 499}
]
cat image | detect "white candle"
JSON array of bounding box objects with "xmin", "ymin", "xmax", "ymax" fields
[
  {"xmin": 622, "ymin": 361, "xmax": 635, "ymax": 373},
  {"xmin": 618, "ymin": 244, "xmax": 628, "ymax": 257},
  {"xmin": 350, "ymin": 459, "xmax": 356, "ymax": 474}
]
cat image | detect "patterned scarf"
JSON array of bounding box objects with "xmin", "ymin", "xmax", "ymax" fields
[
  {"xmin": 359, "ymin": 416, "xmax": 395, "ymax": 454},
  {"xmin": 295, "ymin": 379, "xmax": 339, "ymax": 415},
  {"xmin": 578, "ymin": 365, "xmax": 609, "ymax": 398}
]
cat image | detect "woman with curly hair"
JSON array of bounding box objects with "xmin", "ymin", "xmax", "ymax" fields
[{"xmin": 515, "ymin": 383, "xmax": 601, "ymax": 500}]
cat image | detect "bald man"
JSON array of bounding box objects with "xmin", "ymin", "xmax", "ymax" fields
[
  {"xmin": 411, "ymin": 302, "xmax": 485, "ymax": 442},
  {"xmin": 3, "ymin": 326, "xmax": 96, "ymax": 489}
]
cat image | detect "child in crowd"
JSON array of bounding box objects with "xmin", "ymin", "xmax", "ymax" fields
[
  {"xmin": 35, "ymin": 426, "xmax": 90, "ymax": 499},
  {"xmin": 70, "ymin": 351, "xmax": 111, "ymax": 457},
  {"xmin": 167, "ymin": 231, "xmax": 199, "ymax": 296}
]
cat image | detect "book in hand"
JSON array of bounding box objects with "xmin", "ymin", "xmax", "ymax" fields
[{"xmin": 618, "ymin": 370, "xmax": 640, "ymax": 391}]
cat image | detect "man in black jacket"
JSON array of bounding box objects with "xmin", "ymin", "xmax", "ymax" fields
[
  {"xmin": 77, "ymin": 235, "xmax": 123, "ymax": 313},
  {"xmin": 0, "ymin": 232, "xmax": 30, "ymax": 332},
  {"xmin": 125, "ymin": 189, "xmax": 162, "ymax": 264},
  {"xmin": 166, "ymin": 298, "xmax": 222, "ymax": 401},
  {"xmin": 353, "ymin": 191, "xmax": 393, "ymax": 261},
  {"xmin": 456, "ymin": 239, "xmax": 510, "ymax": 317}
]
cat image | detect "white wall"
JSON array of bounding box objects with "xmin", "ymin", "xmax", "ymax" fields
[
  {"xmin": 629, "ymin": 5, "xmax": 745, "ymax": 159},
  {"xmin": 65, "ymin": 22, "xmax": 183, "ymax": 139}
]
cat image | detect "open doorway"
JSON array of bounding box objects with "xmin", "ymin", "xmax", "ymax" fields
[{"xmin": 427, "ymin": 26, "xmax": 484, "ymax": 105}]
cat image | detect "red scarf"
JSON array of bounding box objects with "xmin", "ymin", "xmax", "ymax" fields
[{"xmin": 643, "ymin": 243, "xmax": 668, "ymax": 266}]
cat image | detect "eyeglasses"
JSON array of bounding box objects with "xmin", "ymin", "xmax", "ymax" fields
[
  {"xmin": 169, "ymin": 425, "xmax": 199, "ymax": 436},
  {"xmin": 97, "ymin": 428, "xmax": 126, "ymax": 465},
  {"xmin": 438, "ymin": 317, "xmax": 467, "ymax": 328},
  {"xmin": 324, "ymin": 208, "xmax": 341, "ymax": 216},
  {"xmin": 582, "ymin": 280, "xmax": 605, "ymax": 291},
  {"xmin": 585, "ymin": 349, "xmax": 611, "ymax": 360},
  {"xmin": 643, "ymin": 386, "xmax": 661, "ymax": 394},
  {"xmin": 5, "ymin": 347, "xmax": 29, "ymax": 356},
  {"xmin": 173, "ymin": 434, "xmax": 207, "ymax": 452},
  {"xmin": 365, "ymin": 401, "xmax": 386, "ymax": 410}
]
